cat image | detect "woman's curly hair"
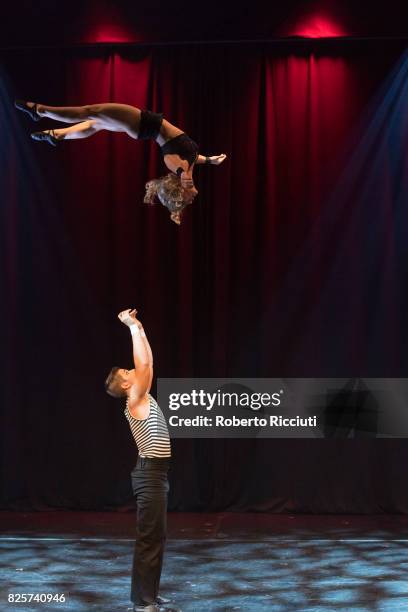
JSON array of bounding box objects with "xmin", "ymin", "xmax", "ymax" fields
[{"xmin": 144, "ymin": 173, "xmax": 187, "ymax": 225}]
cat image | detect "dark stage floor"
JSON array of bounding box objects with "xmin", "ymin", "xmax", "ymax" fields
[{"xmin": 1, "ymin": 512, "xmax": 408, "ymax": 611}]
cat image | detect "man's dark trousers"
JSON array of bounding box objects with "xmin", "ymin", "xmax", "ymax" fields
[{"xmin": 130, "ymin": 456, "xmax": 170, "ymax": 606}]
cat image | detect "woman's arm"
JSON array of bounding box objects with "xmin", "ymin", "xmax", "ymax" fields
[
  {"xmin": 163, "ymin": 153, "xmax": 189, "ymax": 174},
  {"xmin": 196, "ymin": 154, "xmax": 227, "ymax": 165},
  {"xmin": 163, "ymin": 154, "xmax": 195, "ymax": 188}
]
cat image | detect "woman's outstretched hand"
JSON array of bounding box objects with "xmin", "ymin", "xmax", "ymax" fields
[{"xmin": 211, "ymin": 153, "xmax": 227, "ymax": 165}]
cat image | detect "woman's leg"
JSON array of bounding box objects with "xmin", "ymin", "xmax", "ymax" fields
[
  {"xmin": 33, "ymin": 102, "xmax": 142, "ymax": 137},
  {"xmin": 48, "ymin": 120, "xmax": 102, "ymax": 141}
]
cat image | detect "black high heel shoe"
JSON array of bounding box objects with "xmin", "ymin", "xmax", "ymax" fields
[
  {"xmin": 15, "ymin": 100, "xmax": 41, "ymax": 122},
  {"xmin": 31, "ymin": 130, "xmax": 59, "ymax": 147}
]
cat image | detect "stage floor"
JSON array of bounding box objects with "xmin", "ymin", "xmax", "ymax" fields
[{"xmin": 1, "ymin": 512, "xmax": 408, "ymax": 611}]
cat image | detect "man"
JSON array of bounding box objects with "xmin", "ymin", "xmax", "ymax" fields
[{"xmin": 105, "ymin": 309, "xmax": 178, "ymax": 612}]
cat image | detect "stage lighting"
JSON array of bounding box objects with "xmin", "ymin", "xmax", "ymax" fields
[{"xmin": 290, "ymin": 14, "xmax": 347, "ymax": 38}]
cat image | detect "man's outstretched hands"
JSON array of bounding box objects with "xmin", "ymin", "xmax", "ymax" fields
[{"xmin": 118, "ymin": 308, "xmax": 142, "ymax": 328}]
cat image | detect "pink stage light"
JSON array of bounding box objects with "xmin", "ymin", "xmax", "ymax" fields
[
  {"xmin": 290, "ymin": 14, "xmax": 347, "ymax": 38},
  {"xmin": 89, "ymin": 26, "xmax": 135, "ymax": 43},
  {"xmin": 79, "ymin": 1, "xmax": 141, "ymax": 44}
]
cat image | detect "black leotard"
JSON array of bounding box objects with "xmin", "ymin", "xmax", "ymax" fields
[
  {"xmin": 161, "ymin": 133, "xmax": 199, "ymax": 168},
  {"xmin": 138, "ymin": 109, "xmax": 199, "ymax": 168}
]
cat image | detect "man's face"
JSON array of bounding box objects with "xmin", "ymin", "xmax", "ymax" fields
[{"xmin": 119, "ymin": 368, "xmax": 137, "ymax": 391}]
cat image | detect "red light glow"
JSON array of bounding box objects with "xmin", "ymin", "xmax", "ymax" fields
[
  {"xmin": 290, "ymin": 14, "xmax": 347, "ymax": 38},
  {"xmin": 87, "ymin": 25, "xmax": 136, "ymax": 43},
  {"xmin": 78, "ymin": 2, "xmax": 141, "ymax": 44}
]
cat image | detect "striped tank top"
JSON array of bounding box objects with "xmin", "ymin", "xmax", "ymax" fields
[{"xmin": 124, "ymin": 394, "xmax": 171, "ymax": 458}]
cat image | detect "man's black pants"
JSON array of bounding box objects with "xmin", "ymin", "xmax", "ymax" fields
[{"xmin": 130, "ymin": 456, "xmax": 170, "ymax": 606}]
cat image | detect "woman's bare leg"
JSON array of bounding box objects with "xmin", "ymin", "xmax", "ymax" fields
[
  {"xmin": 32, "ymin": 102, "xmax": 142, "ymax": 137},
  {"xmin": 49, "ymin": 120, "xmax": 102, "ymax": 141}
]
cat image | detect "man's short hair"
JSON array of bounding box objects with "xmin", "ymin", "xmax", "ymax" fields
[{"xmin": 104, "ymin": 366, "xmax": 126, "ymax": 398}]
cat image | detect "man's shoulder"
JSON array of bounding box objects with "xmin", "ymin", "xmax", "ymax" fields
[{"xmin": 127, "ymin": 393, "xmax": 151, "ymax": 420}]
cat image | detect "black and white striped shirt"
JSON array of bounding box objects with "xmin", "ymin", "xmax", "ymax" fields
[{"xmin": 124, "ymin": 394, "xmax": 171, "ymax": 458}]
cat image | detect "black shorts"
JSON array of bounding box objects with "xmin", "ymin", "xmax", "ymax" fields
[{"xmin": 138, "ymin": 109, "xmax": 164, "ymax": 140}]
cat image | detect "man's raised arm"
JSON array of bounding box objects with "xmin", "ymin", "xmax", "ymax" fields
[
  {"xmin": 118, "ymin": 309, "xmax": 152, "ymax": 403},
  {"xmin": 137, "ymin": 319, "xmax": 154, "ymax": 392}
]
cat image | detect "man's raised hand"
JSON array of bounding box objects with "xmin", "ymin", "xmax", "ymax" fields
[{"xmin": 118, "ymin": 308, "xmax": 139, "ymax": 327}]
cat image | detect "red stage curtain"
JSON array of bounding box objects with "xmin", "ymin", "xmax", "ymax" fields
[{"xmin": 1, "ymin": 42, "xmax": 407, "ymax": 511}]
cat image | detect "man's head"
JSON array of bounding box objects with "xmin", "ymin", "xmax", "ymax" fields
[{"xmin": 104, "ymin": 367, "xmax": 137, "ymax": 398}]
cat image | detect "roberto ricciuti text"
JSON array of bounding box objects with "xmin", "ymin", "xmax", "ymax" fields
[{"xmin": 168, "ymin": 415, "xmax": 317, "ymax": 428}]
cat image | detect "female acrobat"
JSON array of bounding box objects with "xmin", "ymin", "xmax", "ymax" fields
[{"xmin": 15, "ymin": 100, "xmax": 227, "ymax": 224}]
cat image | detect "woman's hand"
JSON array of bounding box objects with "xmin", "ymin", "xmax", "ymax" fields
[
  {"xmin": 181, "ymin": 172, "xmax": 194, "ymax": 189},
  {"xmin": 210, "ymin": 153, "xmax": 227, "ymax": 165}
]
